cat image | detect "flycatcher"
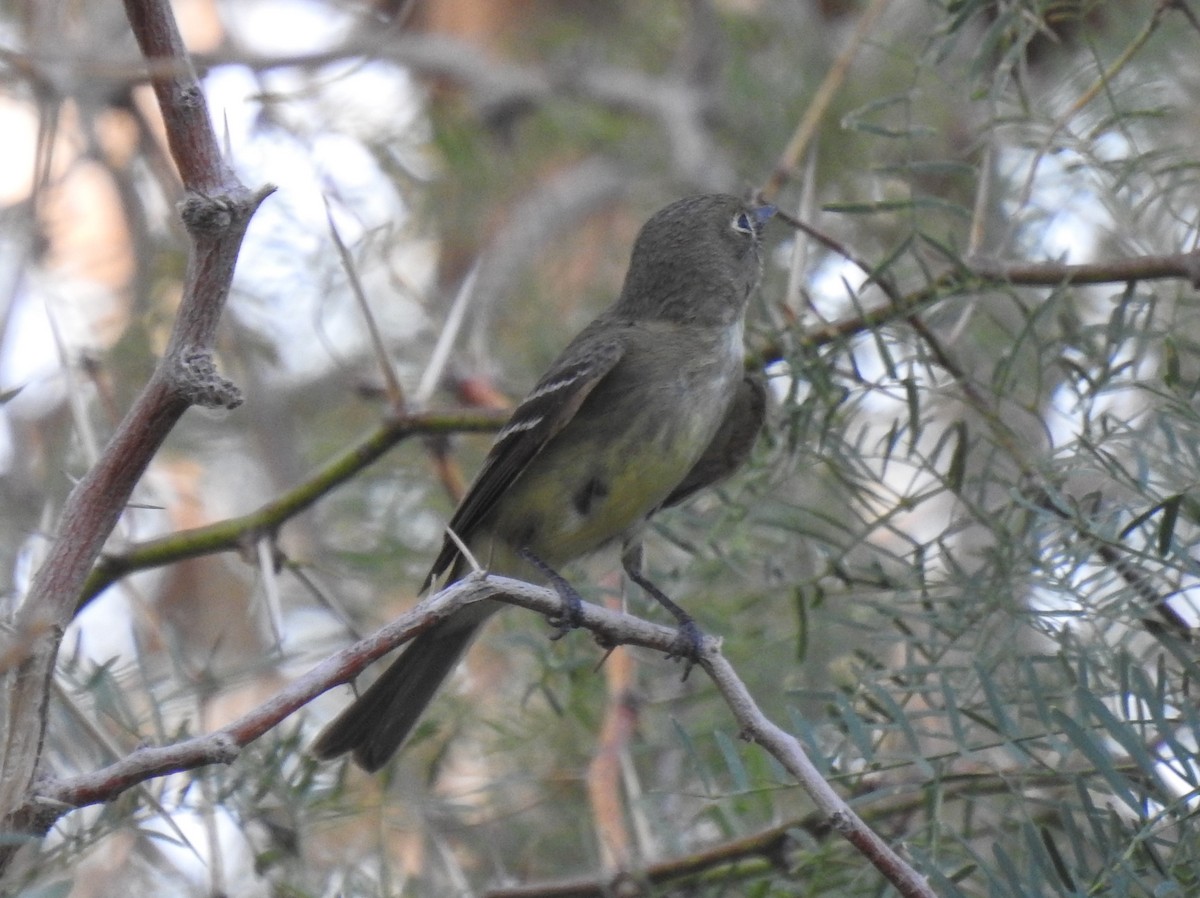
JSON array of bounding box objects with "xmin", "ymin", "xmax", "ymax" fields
[{"xmin": 314, "ymin": 193, "xmax": 774, "ymax": 771}]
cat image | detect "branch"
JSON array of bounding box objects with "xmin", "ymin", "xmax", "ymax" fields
[
  {"xmin": 78, "ymin": 408, "xmax": 507, "ymax": 608},
  {"xmin": 0, "ymin": 0, "xmax": 271, "ymax": 864},
  {"xmin": 9, "ymin": 576, "xmax": 935, "ymax": 898},
  {"xmin": 767, "ymin": 215, "xmax": 1200, "ymax": 360},
  {"xmin": 965, "ymin": 251, "xmax": 1200, "ymax": 289},
  {"xmin": 486, "ymin": 820, "xmax": 808, "ymax": 898},
  {"xmin": 485, "ymin": 758, "xmax": 1125, "ymax": 898}
]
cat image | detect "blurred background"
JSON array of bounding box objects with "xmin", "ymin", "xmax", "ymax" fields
[{"xmin": 4, "ymin": 0, "xmax": 1200, "ymax": 895}]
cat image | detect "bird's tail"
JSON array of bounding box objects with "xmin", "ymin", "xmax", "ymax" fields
[{"xmin": 311, "ymin": 603, "xmax": 494, "ymax": 772}]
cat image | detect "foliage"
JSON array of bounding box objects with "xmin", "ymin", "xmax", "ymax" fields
[{"xmin": 3, "ymin": 0, "xmax": 1200, "ymax": 896}]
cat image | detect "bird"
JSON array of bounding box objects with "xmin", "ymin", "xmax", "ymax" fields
[{"xmin": 313, "ymin": 193, "xmax": 774, "ymax": 771}]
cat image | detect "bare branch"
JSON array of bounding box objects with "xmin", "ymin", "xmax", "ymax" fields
[
  {"xmin": 0, "ymin": 0, "xmax": 272, "ymax": 864},
  {"xmin": 77, "ymin": 408, "xmax": 508, "ymax": 609},
  {"xmin": 12, "ymin": 576, "xmax": 935, "ymax": 898},
  {"xmin": 765, "ymin": 222, "xmax": 1200, "ymax": 360}
]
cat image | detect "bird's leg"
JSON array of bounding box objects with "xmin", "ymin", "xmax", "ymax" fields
[
  {"xmin": 518, "ymin": 547, "xmax": 585, "ymax": 639},
  {"xmin": 620, "ymin": 540, "xmax": 704, "ymax": 679}
]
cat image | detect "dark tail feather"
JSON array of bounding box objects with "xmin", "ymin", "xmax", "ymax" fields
[{"xmin": 312, "ymin": 611, "xmax": 488, "ymax": 772}]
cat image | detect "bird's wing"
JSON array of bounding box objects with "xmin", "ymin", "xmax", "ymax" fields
[
  {"xmin": 659, "ymin": 371, "xmax": 766, "ymax": 510},
  {"xmin": 423, "ymin": 331, "xmax": 627, "ymax": 589}
]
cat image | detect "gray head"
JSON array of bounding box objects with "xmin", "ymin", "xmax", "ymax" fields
[{"xmin": 614, "ymin": 194, "xmax": 774, "ymax": 326}]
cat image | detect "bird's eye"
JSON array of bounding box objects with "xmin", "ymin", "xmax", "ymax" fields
[{"xmin": 731, "ymin": 211, "xmax": 754, "ymax": 235}]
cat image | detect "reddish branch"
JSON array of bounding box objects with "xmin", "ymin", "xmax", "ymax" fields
[
  {"xmin": 7, "ymin": 576, "xmax": 937, "ymax": 898},
  {"xmin": 0, "ymin": 0, "xmax": 271, "ymax": 870}
]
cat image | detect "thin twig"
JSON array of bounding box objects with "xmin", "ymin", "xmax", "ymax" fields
[
  {"xmin": 326, "ymin": 199, "xmax": 406, "ymax": 409},
  {"xmin": 762, "ymin": 0, "xmax": 894, "ymax": 200},
  {"xmin": 1007, "ymin": 1, "xmax": 1174, "ymax": 241}
]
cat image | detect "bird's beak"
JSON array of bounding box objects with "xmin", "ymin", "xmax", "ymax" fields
[{"xmin": 751, "ymin": 204, "xmax": 777, "ymax": 234}]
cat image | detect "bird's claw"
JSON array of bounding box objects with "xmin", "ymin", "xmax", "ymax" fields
[
  {"xmin": 519, "ymin": 547, "xmax": 585, "ymax": 639},
  {"xmin": 667, "ymin": 618, "xmax": 705, "ymax": 681},
  {"xmin": 547, "ymin": 589, "xmax": 584, "ymax": 640}
]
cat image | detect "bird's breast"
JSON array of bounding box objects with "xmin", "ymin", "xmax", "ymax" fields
[{"xmin": 489, "ymin": 321, "xmax": 744, "ymax": 566}]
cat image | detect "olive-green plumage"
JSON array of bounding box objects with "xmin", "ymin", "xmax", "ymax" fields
[{"xmin": 313, "ymin": 194, "xmax": 773, "ymax": 771}]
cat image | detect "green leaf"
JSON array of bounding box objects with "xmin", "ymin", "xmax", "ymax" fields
[
  {"xmin": 714, "ymin": 729, "xmax": 751, "ymax": 793},
  {"xmin": 1039, "ymin": 825, "xmax": 1077, "ymax": 891},
  {"xmin": 1158, "ymin": 494, "xmax": 1181, "ymax": 557},
  {"xmin": 946, "ymin": 420, "xmax": 969, "ymax": 493},
  {"xmin": 1052, "ymin": 709, "xmax": 1142, "ymax": 813}
]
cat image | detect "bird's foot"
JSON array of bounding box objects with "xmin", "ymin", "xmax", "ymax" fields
[
  {"xmin": 665, "ymin": 616, "xmax": 706, "ymax": 681},
  {"xmin": 519, "ymin": 547, "xmax": 584, "ymax": 639},
  {"xmin": 621, "ymin": 546, "xmax": 706, "ymax": 680}
]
